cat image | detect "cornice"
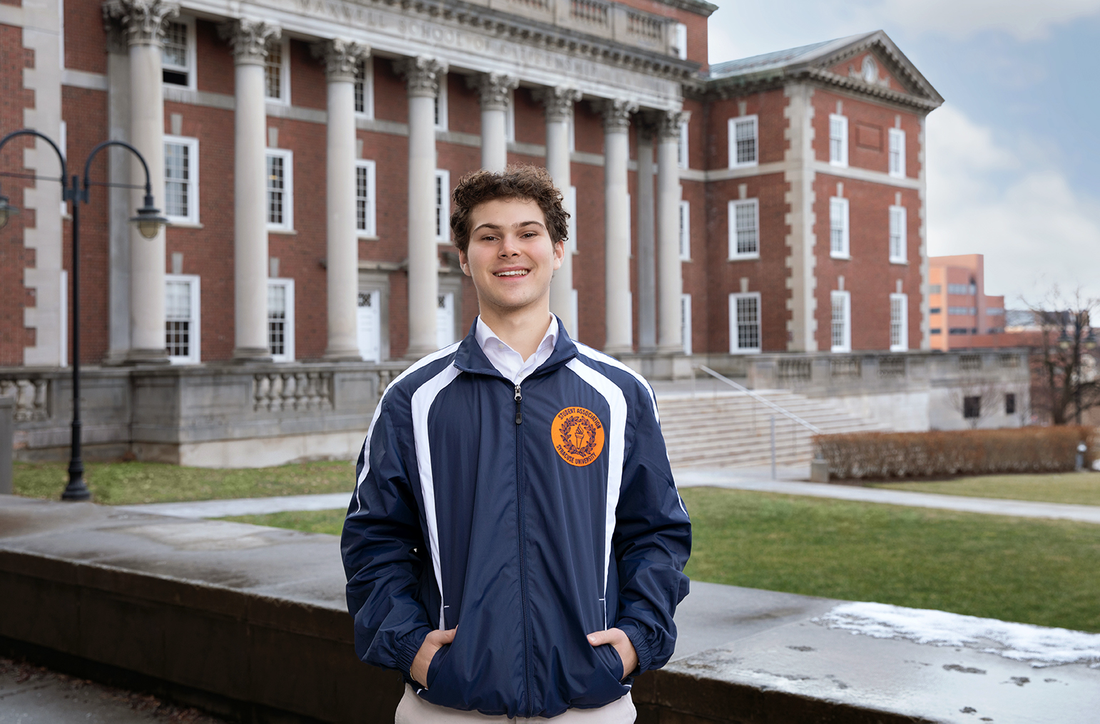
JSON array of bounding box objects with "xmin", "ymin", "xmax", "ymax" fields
[
  {"xmin": 702, "ymin": 67, "xmax": 941, "ymax": 113},
  {"xmin": 648, "ymin": 0, "xmax": 718, "ymax": 17}
]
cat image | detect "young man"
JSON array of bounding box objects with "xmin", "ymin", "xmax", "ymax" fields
[{"xmin": 341, "ymin": 166, "xmax": 691, "ymax": 722}]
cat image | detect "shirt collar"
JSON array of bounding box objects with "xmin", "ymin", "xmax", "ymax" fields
[{"xmin": 474, "ymin": 315, "xmax": 558, "ymax": 359}]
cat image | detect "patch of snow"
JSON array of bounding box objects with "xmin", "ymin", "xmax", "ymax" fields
[{"xmin": 815, "ymin": 602, "xmax": 1100, "ymax": 669}]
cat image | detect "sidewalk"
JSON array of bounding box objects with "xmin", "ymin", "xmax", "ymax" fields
[{"xmin": 116, "ymin": 465, "xmax": 1100, "ymax": 526}]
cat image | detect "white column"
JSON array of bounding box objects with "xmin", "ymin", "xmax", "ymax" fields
[
  {"xmin": 104, "ymin": 0, "xmax": 179, "ymax": 363},
  {"xmin": 536, "ymin": 86, "xmax": 581, "ymax": 328},
  {"xmin": 636, "ymin": 123, "xmax": 656, "ymax": 353},
  {"xmin": 104, "ymin": 26, "xmax": 132, "ymax": 363},
  {"xmin": 315, "ymin": 39, "xmax": 369, "ymax": 360},
  {"xmin": 221, "ymin": 20, "xmax": 280, "ymax": 361},
  {"xmin": 397, "ymin": 56, "xmax": 447, "ymax": 359},
  {"xmin": 470, "ymin": 73, "xmax": 517, "ymax": 172},
  {"xmin": 656, "ymin": 110, "xmax": 686, "ymax": 354},
  {"xmin": 595, "ymin": 99, "xmax": 637, "ymax": 356}
]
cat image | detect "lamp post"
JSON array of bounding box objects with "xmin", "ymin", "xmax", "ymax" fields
[{"xmin": 0, "ymin": 129, "xmax": 167, "ymax": 501}]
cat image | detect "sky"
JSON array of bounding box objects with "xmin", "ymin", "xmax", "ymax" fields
[{"xmin": 707, "ymin": 0, "xmax": 1100, "ymax": 308}]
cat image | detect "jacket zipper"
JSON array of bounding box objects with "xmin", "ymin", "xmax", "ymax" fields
[{"xmin": 514, "ymin": 382, "xmax": 533, "ymax": 714}]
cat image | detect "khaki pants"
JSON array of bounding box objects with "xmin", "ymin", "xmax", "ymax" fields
[{"xmin": 394, "ymin": 685, "xmax": 636, "ymax": 723}]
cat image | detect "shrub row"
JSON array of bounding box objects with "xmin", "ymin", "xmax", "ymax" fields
[{"xmin": 813, "ymin": 426, "xmax": 1096, "ymax": 480}]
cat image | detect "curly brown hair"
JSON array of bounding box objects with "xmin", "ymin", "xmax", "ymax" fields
[{"xmin": 450, "ymin": 165, "xmax": 570, "ymax": 254}]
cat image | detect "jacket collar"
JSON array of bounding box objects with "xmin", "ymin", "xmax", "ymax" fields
[{"xmin": 453, "ymin": 316, "xmax": 578, "ymax": 379}]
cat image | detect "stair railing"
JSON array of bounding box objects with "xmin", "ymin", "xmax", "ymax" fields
[{"xmin": 693, "ymin": 365, "xmax": 823, "ymax": 478}]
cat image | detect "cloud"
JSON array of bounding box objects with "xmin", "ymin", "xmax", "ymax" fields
[
  {"xmin": 868, "ymin": 0, "xmax": 1100, "ymax": 41},
  {"xmin": 926, "ymin": 106, "xmax": 1100, "ymax": 303}
]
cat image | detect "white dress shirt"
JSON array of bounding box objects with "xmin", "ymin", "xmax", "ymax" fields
[{"xmin": 474, "ymin": 316, "xmax": 558, "ymax": 385}]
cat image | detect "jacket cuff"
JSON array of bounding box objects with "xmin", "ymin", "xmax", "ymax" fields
[
  {"xmin": 618, "ymin": 621, "xmax": 653, "ymax": 674},
  {"xmin": 396, "ymin": 628, "xmax": 430, "ymax": 680}
]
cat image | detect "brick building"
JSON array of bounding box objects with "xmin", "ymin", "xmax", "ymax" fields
[{"xmin": 1, "ymin": 0, "xmax": 942, "ymax": 376}]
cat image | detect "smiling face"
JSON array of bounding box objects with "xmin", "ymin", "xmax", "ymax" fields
[{"xmin": 458, "ymin": 197, "xmax": 565, "ymax": 328}]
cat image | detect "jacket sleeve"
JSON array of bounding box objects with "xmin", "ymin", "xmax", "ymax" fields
[
  {"xmin": 612, "ymin": 387, "xmax": 692, "ymax": 675},
  {"xmin": 341, "ymin": 397, "xmax": 432, "ymax": 679}
]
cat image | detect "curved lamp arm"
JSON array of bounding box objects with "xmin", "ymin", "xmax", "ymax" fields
[
  {"xmin": 0, "ymin": 129, "xmax": 69, "ymax": 229},
  {"xmin": 81, "ymin": 139, "xmax": 168, "ymax": 239}
]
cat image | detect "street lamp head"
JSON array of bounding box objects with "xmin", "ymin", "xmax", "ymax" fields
[
  {"xmin": 130, "ymin": 193, "xmax": 168, "ymax": 239},
  {"xmin": 0, "ymin": 187, "xmax": 20, "ymax": 230}
]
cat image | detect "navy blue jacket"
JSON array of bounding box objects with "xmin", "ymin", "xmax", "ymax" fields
[{"xmin": 341, "ymin": 319, "xmax": 691, "ymax": 718}]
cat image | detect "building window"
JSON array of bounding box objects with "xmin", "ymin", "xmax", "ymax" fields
[
  {"xmin": 356, "ymin": 159, "xmax": 376, "ymax": 237},
  {"xmin": 268, "ymin": 278, "xmax": 295, "ymax": 362},
  {"xmin": 831, "ymin": 290, "xmax": 851, "ymax": 352},
  {"xmin": 161, "ymin": 17, "xmax": 195, "ymax": 89},
  {"xmin": 681, "ymin": 293, "xmax": 692, "ymax": 356},
  {"xmin": 1005, "ymin": 393, "xmax": 1016, "ymax": 415},
  {"xmin": 728, "ymin": 199, "xmax": 759, "ymax": 259},
  {"xmin": 830, "ymin": 197, "xmax": 849, "ymax": 258},
  {"xmin": 963, "ymin": 396, "xmax": 981, "ymax": 420},
  {"xmin": 729, "ymin": 293, "xmax": 761, "ymax": 354},
  {"xmin": 929, "ymin": 307, "xmax": 941, "ymax": 314},
  {"xmin": 266, "ymin": 149, "xmax": 293, "ymax": 231},
  {"xmin": 265, "ymin": 37, "xmax": 290, "ymax": 103},
  {"xmin": 679, "ymin": 200, "xmax": 691, "ymax": 260},
  {"xmin": 948, "ymin": 282, "xmax": 977, "ymax": 295},
  {"xmin": 888, "ymin": 127, "xmax": 906, "ymax": 178},
  {"xmin": 434, "ymin": 74, "xmax": 448, "ymax": 131},
  {"xmin": 890, "ymin": 293, "xmax": 908, "ymax": 351},
  {"xmin": 673, "ymin": 22, "xmax": 688, "ymax": 60},
  {"xmin": 829, "ymin": 114, "xmax": 848, "ymax": 166},
  {"xmin": 728, "ymin": 116, "xmax": 758, "ymax": 168},
  {"xmin": 889, "ymin": 205, "xmax": 907, "ymax": 263},
  {"xmin": 949, "ymin": 328, "xmax": 970, "ymax": 335},
  {"xmin": 354, "ymin": 57, "xmax": 374, "ymax": 118},
  {"xmin": 165, "ymin": 274, "xmax": 200, "ymax": 364},
  {"xmin": 949, "ymin": 307, "xmax": 978, "ymax": 316},
  {"xmin": 678, "ymin": 119, "xmax": 689, "ymax": 169},
  {"xmin": 437, "ymin": 292, "xmax": 455, "ymax": 348},
  {"xmin": 164, "ymin": 136, "xmax": 198, "ymax": 225},
  {"xmin": 434, "ymin": 169, "xmax": 451, "ymax": 242},
  {"xmin": 988, "ymin": 308, "xmax": 1004, "ymax": 316},
  {"xmin": 929, "ymin": 284, "xmax": 942, "ymax": 294},
  {"xmin": 930, "ymin": 328, "xmax": 942, "ymax": 335}
]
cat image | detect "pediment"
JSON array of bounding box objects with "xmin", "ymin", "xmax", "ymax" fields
[{"xmin": 810, "ymin": 31, "xmax": 943, "ymax": 106}]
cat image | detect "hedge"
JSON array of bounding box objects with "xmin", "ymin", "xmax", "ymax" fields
[{"xmin": 813, "ymin": 426, "xmax": 1097, "ymax": 480}]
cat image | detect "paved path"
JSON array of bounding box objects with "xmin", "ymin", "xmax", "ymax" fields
[{"xmin": 117, "ymin": 466, "xmax": 1100, "ymax": 525}]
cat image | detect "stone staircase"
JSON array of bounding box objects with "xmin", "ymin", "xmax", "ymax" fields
[{"xmin": 657, "ymin": 389, "xmax": 889, "ymax": 469}]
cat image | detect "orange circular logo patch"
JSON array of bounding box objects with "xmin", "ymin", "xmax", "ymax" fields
[{"xmin": 551, "ymin": 407, "xmax": 605, "ymax": 467}]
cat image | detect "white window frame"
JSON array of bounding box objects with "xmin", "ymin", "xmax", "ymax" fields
[
  {"xmin": 164, "ymin": 135, "xmax": 199, "ymax": 225},
  {"xmin": 679, "ymin": 199, "xmax": 691, "ymax": 260},
  {"xmin": 354, "ymin": 56, "xmax": 374, "ymax": 119},
  {"xmin": 830, "ymin": 197, "xmax": 850, "ymax": 258},
  {"xmin": 890, "ymin": 293, "xmax": 908, "ymax": 351},
  {"xmin": 267, "ymin": 278, "xmax": 295, "ymax": 362},
  {"xmin": 678, "ymin": 119, "xmax": 689, "ymax": 169},
  {"xmin": 434, "ymin": 74, "xmax": 448, "ymax": 131},
  {"xmin": 434, "ymin": 169, "xmax": 451, "ymax": 242},
  {"xmin": 161, "ymin": 16, "xmax": 196, "ymax": 90},
  {"xmin": 728, "ymin": 198, "xmax": 759, "ymax": 260},
  {"xmin": 729, "ymin": 292, "xmax": 762, "ymax": 354},
  {"xmin": 681, "ymin": 293, "xmax": 692, "ymax": 356},
  {"xmin": 829, "ymin": 114, "xmax": 848, "ymax": 167},
  {"xmin": 728, "ymin": 115, "xmax": 758, "ymax": 168},
  {"xmin": 264, "ymin": 36, "xmax": 290, "ymax": 104},
  {"xmin": 889, "ymin": 205, "xmax": 907, "ymax": 263},
  {"xmin": 831, "ymin": 290, "xmax": 851, "ymax": 352},
  {"xmin": 888, "ymin": 127, "xmax": 906, "ymax": 178},
  {"xmin": 673, "ymin": 22, "xmax": 688, "ymax": 60},
  {"xmin": 566, "ymin": 185, "xmax": 578, "ymax": 255},
  {"xmin": 266, "ymin": 148, "xmax": 294, "ymax": 232},
  {"xmin": 355, "ymin": 159, "xmax": 377, "ymax": 237},
  {"xmin": 165, "ymin": 274, "xmax": 201, "ymax": 364}
]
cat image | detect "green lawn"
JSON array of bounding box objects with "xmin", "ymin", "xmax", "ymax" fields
[
  {"xmin": 870, "ymin": 471, "xmax": 1100, "ymax": 506},
  {"xmin": 12, "ymin": 460, "xmax": 355, "ymax": 505},
  {"xmin": 223, "ymin": 486, "xmax": 1100, "ymax": 634}
]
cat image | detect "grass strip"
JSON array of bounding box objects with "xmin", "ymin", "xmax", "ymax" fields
[
  {"xmin": 870, "ymin": 471, "xmax": 1100, "ymax": 506},
  {"xmin": 221, "ymin": 487, "xmax": 1100, "ymax": 634},
  {"xmin": 12, "ymin": 460, "xmax": 355, "ymax": 505}
]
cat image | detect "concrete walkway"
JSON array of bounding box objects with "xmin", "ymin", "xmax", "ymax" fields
[{"xmin": 117, "ymin": 465, "xmax": 1100, "ymax": 526}]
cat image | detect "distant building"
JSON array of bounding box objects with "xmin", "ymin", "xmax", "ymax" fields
[{"xmin": 927, "ymin": 254, "xmax": 1015, "ymax": 350}]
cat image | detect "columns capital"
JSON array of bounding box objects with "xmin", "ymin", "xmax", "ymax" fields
[
  {"xmin": 655, "ymin": 109, "xmax": 690, "ymax": 141},
  {"xmin": 395, "ymin": 56, "xmax": 448, "ymax": 98},
  {"xmin": 535, "ymin": 86, "xmax": 582, "ymax": 122},
  {"xmin": 467, "ymin": 73, "xmax": 518, "ymax": 111},
  {"xmin": 102, "ymin": 0, "xmax": 179, "ymax": 47},
  {"xmin": 218, "ymin": 19, "xmax": 281, "ymax": 65},
  {"xmin": 592, "ymin": 98, "xmax": 639, "ymax": 131},
  {"xmin": 312, "ymin": 38, "xmax": 370, "ymax": 83}
]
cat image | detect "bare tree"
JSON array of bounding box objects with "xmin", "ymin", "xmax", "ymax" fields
[
  {"xmin": 1024, "ymin": 289, "xmax": 1100, "ymax": 426},
  {"xmin": 947, "ymin": 374, "xmax": 1017, "ymax": 429}
]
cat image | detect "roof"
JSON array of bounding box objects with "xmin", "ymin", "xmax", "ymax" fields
[{"xmin": 709, "ymin": 35, "xmax": 869, "ymax": 79}]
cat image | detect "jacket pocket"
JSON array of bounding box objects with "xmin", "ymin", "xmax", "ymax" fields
[
  {"xmin": 568, "ymin": 643, "xmax": 629, "ymax": 709},
  {"xmin": 424, "ymin": 642, "xmax": 452, "ymax": 691}
]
